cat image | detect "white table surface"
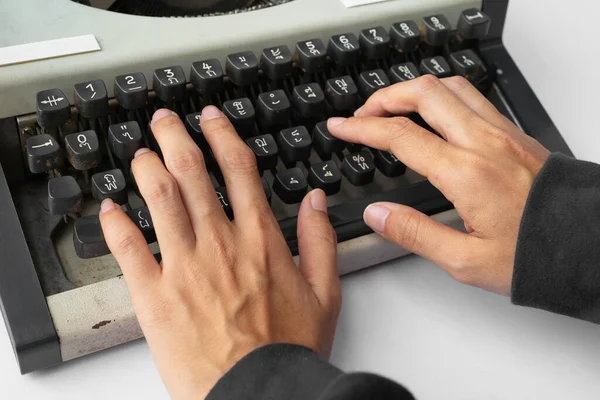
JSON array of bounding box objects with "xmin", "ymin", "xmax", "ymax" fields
[{"xmin": 2, "ymin": 0, "xmax": 600, "ymax": 399}]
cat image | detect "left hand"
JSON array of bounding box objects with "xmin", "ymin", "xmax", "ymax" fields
[{"xmin": 99, "ymin": 107, "xmax": 341, "ymax": 400}]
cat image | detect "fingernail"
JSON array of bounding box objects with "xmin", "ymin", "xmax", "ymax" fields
[
  {"xmin": 100, "ymin": 198, "xmax": 116, "ymax": 215},
  {"xmin": 134, "ymin": 148, "xmax": 151, "ymax": 158},
  {"xmin": 328, "ymin": 117, "xmax": 347, "ymax": 129},
  {"xmin": 310, "ymin": 189, "xmax": 327, "ymax": 212},
  {"xmin": 364, "ymin": 204, "xmax": 391, "ymax": 233},
  {"xmin": 151, "ymin": 108, "xmax": 177, "ymax": 124},
  {"xmin": 201, "ymin": 106, "xmax": 224, "ymax": 121},
  {"xmin": 354, "ymin": 106, "xmax": 364, "ymax": 116}
]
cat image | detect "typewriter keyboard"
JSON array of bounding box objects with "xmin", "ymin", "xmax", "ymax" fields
[{"xmin": 18, "ymin": 9, "xmax": 492, "ymax": 291}]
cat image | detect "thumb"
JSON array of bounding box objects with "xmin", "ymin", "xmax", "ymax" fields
[
  {"xmin": 363, "ymin": 202, "xmax": 477, "ymax": 274},
  {"xmin": 296, "ymin": 189, "xmax": 341, "ymax": 312}
]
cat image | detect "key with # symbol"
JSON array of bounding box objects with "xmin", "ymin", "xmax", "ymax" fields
[{"xmin": 36, "ymin": 89, "xmax": 71, "ymax": 128}]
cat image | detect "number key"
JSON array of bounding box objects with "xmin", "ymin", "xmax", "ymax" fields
[
  {"xmin": 190, "ymin": 59, "xmax": 224, "ymax": 94},
  {"xmin": 390, "ymin": 20, "xmax": 421, "ymax": 53},
  {"xmin": 295, "ymin": 39, "xmax": 327, "ymax": 73},
  {"xmin": 114, "ymin": 73, "xmax": 148, "ymax": 109},
  {"xmin": 153, "ymin": 66, "xmax": 187, "ymax": 102},
  {"xmin": 422, "ymin": 14, "xmax": 452, "ymax": 46},
  {"xmin": 328, "ymin": 33, "xmax": 361, "ymax": 66},
  {"xmin": 73, "ymin": 80, "xmax": 109, "ymax": 118},
  {"xmin": 359, "ymin": 26, "xmax": 390, "ymax": 60}
]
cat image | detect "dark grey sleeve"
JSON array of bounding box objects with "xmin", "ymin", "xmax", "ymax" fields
[
  {"xmin": 206, "ymin": 343, "xmax": 415, "ymax": 400},
  {"xmin": 512, "ymin": 153, "xmax": 600, "ymax": 323}
]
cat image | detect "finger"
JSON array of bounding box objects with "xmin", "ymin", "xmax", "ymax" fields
[
  {"xmin": 297, "ymin": 189, "xmax": 340, "ymax": 311},
  {"xmin": 132, "ymin": 148, "xmax": 196, "ymax": 252},
  {"xmin": 355, "ymin": 75, "xmax": 483, "ymax": 146},
  {"xmin": 99, "ymin": 199, "xmax": 161, "ymax": 297},
  {"xmin": 150, "ymin": 109, "xmax": 226, "ymax": 229},
  {"xmin": 200, "ymin": 106, "xmax": 272, "ymax": 223},
  {"xmin": 327, "ymin": 116, "xmax": 453, "ymax": 184},
  {"xmin": 441, "ymin": 76, "xmax": 520, "ymax": 134},
  {"xmin": 363, "ymin": 202, "xmax": 482, "ymax": 276}
]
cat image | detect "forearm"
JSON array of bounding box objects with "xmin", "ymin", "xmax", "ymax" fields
[
  {"xmin": 512, "ymin": 153, "xmax": 600, "ymax": 323},
  {"xmin": 206, "ymin": 344, "xmax": 415, "ymax": 400}
]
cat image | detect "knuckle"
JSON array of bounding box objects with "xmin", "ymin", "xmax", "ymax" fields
[
  {"xmin": 389, "ymin": 211, "xmax": 423, "ymax": 252},
  {"xmin": 144, "ymin": 176, "xmax": 179, "ymax": 205},
  {"xmin": 444, "ymin": 75, "xmax": 471, "ymax": 90},
  {"xmin": 167, "ymin": 148, "xmax": 205, "ymax": 175},
  {"xmin": 221, "ymin": 146, "xmax": 257, "ymax": 174},
  {"xmin": 201, "ymin": 117, "xmax": 234, "ymax": 138},
  {"xmin": 387, "ymin": 117, "xmax": 414, "ymax": 143},
  {"xmin": 415, "ymin": 74, "xmax": 442, "ymax": 93},
  {"xmin": 110, "ymin": 230, "xmax": 141, "ymax": 256},
  {"xmin": 152, "ymin": 116, "xmax": 181, "ymax": 135}
]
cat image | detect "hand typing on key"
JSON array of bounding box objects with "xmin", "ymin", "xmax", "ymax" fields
[
  {"xmin": 98, "ymin": 107, "xmax": 340, "ymax": 400},
  {"xmin": 328, "ymin": 75, "xmax": 550, "ymax": 295},
  {"xmin": 97, "ymin": 75, "xmax": 562, "ymax": 400}
]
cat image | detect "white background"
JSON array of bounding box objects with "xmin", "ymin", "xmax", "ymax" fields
[{"xmin": 2, "ymin": 0, "xmax": 600, "ymax": 398}]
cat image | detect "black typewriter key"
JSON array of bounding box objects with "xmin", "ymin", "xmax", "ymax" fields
[
  {"xmin": 358, "ymin": 69, "xmax": 391, "ymax": 99},
  {"xmin": 261, "ymin": 45, "xmax": 293, "ymax": 80},
  {"xmin": 222, "ymin": 98, "xmax": 256, "ymax": 136},
  {"xmin": 273, "ymin": 168, "xmax": 308, "ymax": 204},
  {"xmin": 308, "ymin": 160, "xmax": 342, "ymax": 196},
  {"xmin": 114, "ymin": 72, "xmax": 148, "ymax": 109},
  {"xmin": 73, "ymin": 80, "xmax": 109, "ymax": 119},
  {"xmin": 328, "ymin": 33, "xmax": 361, "ymax": 66},
  {"xmin": 91, "ymin": 169, "xmax": 128, "ymax": 205},
  {"xmin": 246, "ymin": 134, "xmax": 279, "ymax": 171},
  {"xmin": 126, "ymin": 207, "xmax": 156, "ymax": 243},
  {"xmin": 36, "ymin": 89, "xmax": 71, "ymax": 128},
  {"xmin": 359, "ymin": 27, "xmax": 390, "ymax": 60},
  {"xmin": 420, "ymin": 57, "xmax": 452, "ymax": 78},
  {"xmin": 261, "ymin": 177, "xmax": 272, "ymax": 204},
  {"xmin": 48, "ymin": 176, "xmax": 83, "ymax": 215},
  {"xmin": 449, "ymin": 49, "xmax": 484, "ymax": 81},
  {"xmin": 421, "ymin": 15, "xmax": 452, "ymax": 47},
  {"xmin": 257, "ymin": 90, "xmax": 291, "ymax": 127},
  {"xmin": 342, "ymin": 150, "xmax": 376, "ymax": 186},
  {"xmin": 64, "ymin": 130, "xmax": 102, "ymax": 170},
  {"xmin": 215, "ymin": 187, "xmax": 233, "ymax": 220},
  {"xmin": 295, "ymin": 39, "xmax": 327, "ymax": 73},
  {"xmin": 374, "ymin": 150, "xmax": 407, "ymax": 177},
  {"xmin": 457, "ymin": 9, "xmax": 491, "ymax": 40},
  {"xmin": 390, "ymin": 21, "xmax": 421, "ymax": 53},
  {"xmin": 325, "ymin": 76, "xmax": 358, "ymax": 111},
  {"xmin": 389, "ymin": 62, "xmax": 421, "ymax": 83},
  {"xmin": 184, "ymin": 112, "xmax": 207, "ymax": 147},
  {"xmin": 292, "ymin": 83, "xmax": 325, "ymax": 119},
  {"xmin": 312, "ymin": 121, "xmax": 346, "ymax": 158},
  {"xmin": 190, "ymin": 59, "xmax": 224, "ymax": 94},
  {"xmin": 73, "ymin": 215, "xmax": 109, "ymax": 259},
  {"xmin": 277, "ymin": 126, "xmax": 312, "ymax": 164},
  {"xmin": 226, "ymin": 51, "xmax": 259, "ymax": 87},
  {"xmin": 108, "ymin": 121, "xmax": 143, "ymax": 160},
  {"xmin": 26, "ymin": 134, "xmax": 64, "ymax": 173},
  {"xmin": 153, "ymin": 66, "xmax": 187, "ymax": 102}
]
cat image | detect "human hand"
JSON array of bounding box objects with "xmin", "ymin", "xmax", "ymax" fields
[
  {"xmin": 99, "ymin": 107, "xmax": 341, "ymax": 400},
  {"xmin": 328, "ymin": 75, "xmax": 550, "ymax": 295}
]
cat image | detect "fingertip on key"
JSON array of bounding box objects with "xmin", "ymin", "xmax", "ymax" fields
[
  {"xmin": 151, "ymin": 108, "xmax": 178, "ymax": 124},
  {"xmin": 201, "ymin": 105, "xmax": 224, "ymax": 121},
  {"xmin": 327, "ymin": 117, "xmax": 347, "ymax": 130}
]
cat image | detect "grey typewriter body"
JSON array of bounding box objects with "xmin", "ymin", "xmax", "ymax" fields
[{"xmin": 0, "ymin": 0, "xmax": 572, "ymax": 373}]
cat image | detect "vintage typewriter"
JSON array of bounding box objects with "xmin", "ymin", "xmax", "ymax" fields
[{"xmin": 0, "ymin": 0, "xmax": 572, "ymax": 374}]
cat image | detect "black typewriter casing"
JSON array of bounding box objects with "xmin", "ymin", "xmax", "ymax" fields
[{"xmin": 0, "ymin": 0, "xmax": 573, "ymax": 374}]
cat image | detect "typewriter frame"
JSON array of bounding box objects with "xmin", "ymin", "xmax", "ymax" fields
[{"xmin": 0, "ymin": 0, "xmax": 573, "ymax": 374}]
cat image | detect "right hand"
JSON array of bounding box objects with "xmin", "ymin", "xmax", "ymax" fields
[{"xmin": 328, "ymin": 75, "xmax": 551, "ymax": 296}]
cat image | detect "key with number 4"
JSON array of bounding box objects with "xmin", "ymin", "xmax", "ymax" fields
[{"xmin": 190, "ymin": 59, "xmax": 224, "ymax": 94}]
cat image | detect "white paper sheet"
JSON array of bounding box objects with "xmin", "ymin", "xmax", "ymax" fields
[
  {"xmin": 340, "ymin": 0, "xmax": 392, "ymax": 7},
  {"xmin": 0, "ymin": 34, "xmax": 101, "ymax": 67}
]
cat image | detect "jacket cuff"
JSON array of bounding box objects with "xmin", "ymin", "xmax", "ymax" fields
[
  {"xmin": 512, "ymin": 153, "xmax": 600, "ymax": 323},
  {"xmin": 206, "ymin": 343, "xmax": 343, "ymax": 400}
]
